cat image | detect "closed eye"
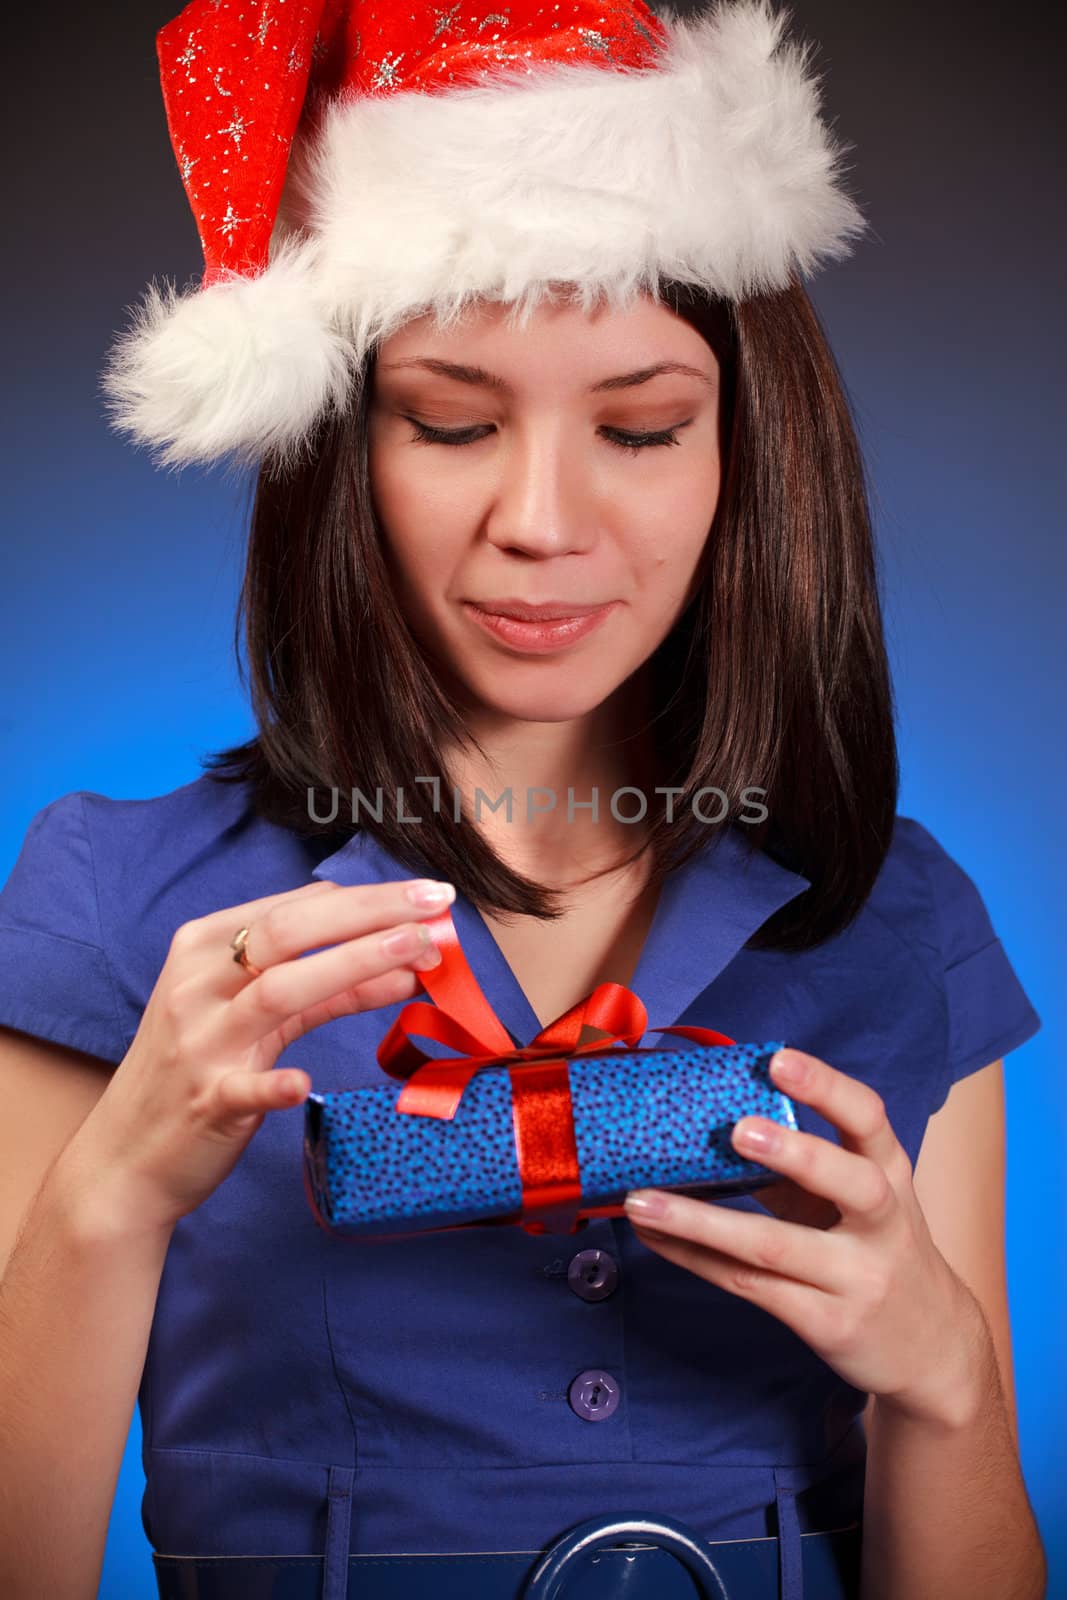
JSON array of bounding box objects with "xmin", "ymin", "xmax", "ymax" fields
[{"xmin": 403, "ymin": 418, "xmax": 694, "ymax": 457}]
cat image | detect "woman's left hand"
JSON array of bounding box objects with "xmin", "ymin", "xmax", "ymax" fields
[{"xmin": 623, "ymin": 1047, "xmax": 988, "ymax": 1426}]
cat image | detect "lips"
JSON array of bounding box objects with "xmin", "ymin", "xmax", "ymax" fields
[
  {"xmin": 462, "ymin": 600, "xmax": 617, "ymax": 654},
  {"xmin": 468, "ymin": 600, "xmax": 611, "ymax": 621}
]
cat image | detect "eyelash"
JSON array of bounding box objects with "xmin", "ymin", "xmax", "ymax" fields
[{"xmin": 403, "ymin": 418, "xmax": 691, "ymax": 457}]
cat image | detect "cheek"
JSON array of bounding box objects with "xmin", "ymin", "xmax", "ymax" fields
[
  {"xmin": 369, "ymin": 432, "xmax": 423, "ymax": 531},
  {"xmin": 369, "ymin": 438, "xmax": 465, "ymax": 584},
  {"xmin": 630, "ymin": 471, "xmax": 718, "ymax": 611},
  {"xmin": 665, "ymin": 457, "xmax": 721, "ymax": 589},
  {"xmin": 380, "ymin": 530, "xmax": 450, "ymax": 631}
]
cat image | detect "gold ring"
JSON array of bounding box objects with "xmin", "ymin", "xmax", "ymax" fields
[{"xmin": 230, "ymin": 925, "xmax": 264, "ymax": 978}]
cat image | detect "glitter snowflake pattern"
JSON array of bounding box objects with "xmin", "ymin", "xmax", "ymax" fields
[
  {"xmin": 154, "ymin": 0, "xmax": 667, "ymax": 279},
  {"xmin": 176, "ymin": 33, "xmax": 203, "ymax": 72},
  {"xmin": 370, "ymin": 50, "xmax": 405, "ymax": 90},
  {"xmin": 578, "ymin": 28, "xmax": 615, "ymax": 58},
  {"xmin": 218, "ymin": 201, "xmax": 252, "ymax": 240},
  {"xmin": 431, "ymin": 4, "xmax": 463, "ymax": 41},
  {"xmin": 218, "ymin": 111, "xmax": 251, "ymax": 149}
]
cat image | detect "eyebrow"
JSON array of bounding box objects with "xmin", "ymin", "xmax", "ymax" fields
[{"xmin": 376, "ymin": 357, "xmax": 717, "ymax": 394}]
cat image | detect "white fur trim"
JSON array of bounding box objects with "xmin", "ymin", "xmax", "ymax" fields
[
  {"xmin": 283, "ymin": 0, "xmax": 866, "ymax": 353},
  {"xmin": 98, "ymin": 234, "xmax": 354, "ymax": 474},
  {"xmin": 102, "ymin": 1, "xmax": 866, "ymax": 470}
]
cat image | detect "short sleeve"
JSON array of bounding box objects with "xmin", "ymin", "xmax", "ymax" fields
[
  {"xmin": 0, "ymin": 791, "xmax": 127, "ymax": 1063},
  {"xmin": 908, "ymin": 820, "xmax": 1042, "ymax": 1110}
]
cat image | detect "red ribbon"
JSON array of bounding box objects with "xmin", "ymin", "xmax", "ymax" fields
[{"xmin": 374, "ymin": 910, "xmax": 735, "ymax": 1237}]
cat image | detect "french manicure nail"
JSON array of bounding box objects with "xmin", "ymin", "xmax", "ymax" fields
[
  {"xmin": 735, "ymin": 1118, "xmax": 780, "ymax": 1153},
  {"xmin": 406, "ymin": 880, "xmax": 456, "ymax": 908},
  {"xmin": 625, "ymin": 1190, "xmax": 670, "ymax": 1220},
  {"xmin": 382, "ymin": 925, "xmax": 427, "ymax": 956},
  {"xmin": 771, "ymin": 1049, "xmax": 807, "ymax": 1085}
]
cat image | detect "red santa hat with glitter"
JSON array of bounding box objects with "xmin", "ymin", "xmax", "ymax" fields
[{"xmin": 99, "ymin": 0, "xmax": 867, "ymax": 474}]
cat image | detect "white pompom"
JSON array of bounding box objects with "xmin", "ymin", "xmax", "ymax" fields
[{"xmin": 99, "ymin": 234, "xmax": 355, "ymax": 474}]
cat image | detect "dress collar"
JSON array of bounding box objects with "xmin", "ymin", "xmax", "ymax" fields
[{"xmin": 311, "ymin": 824, "xmax": 810, "ymax": 1048}]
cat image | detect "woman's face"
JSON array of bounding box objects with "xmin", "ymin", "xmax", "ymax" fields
[{"xmin": 367, "ymin": 290, "xmax": 722, "ymax": 724}]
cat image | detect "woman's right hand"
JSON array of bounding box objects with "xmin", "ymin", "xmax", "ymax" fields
[{"xmin": 61, "ymin": 876, "xmax": 453, "ymax": 1234}]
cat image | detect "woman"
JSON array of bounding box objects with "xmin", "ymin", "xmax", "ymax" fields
[{"xmin": 0, "ymin": 2, "xmax": 1047, "ymax": 1598}]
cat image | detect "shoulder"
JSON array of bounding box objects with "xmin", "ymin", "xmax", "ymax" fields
[
  {"xmin": 75, "ymin": 771, "xmax": 262, "ymax": 888},
  {"xmin": 76, "ymin": 768, "xmax": 258, "ymax": 843},
  {"xmin": 863, "ymin": 813, "xmax": 1040, "ymax": 1098},
  {"xmin": 71, "ymin": 771, "xmax": 322, "ymax": 937},
  {"xmin": 863, "ymin": 814, "xmax": 1007, "ymax": 968},
  {"xmin": 1, "ymin": 773, "xmax": 324, "ymax": 1058}
]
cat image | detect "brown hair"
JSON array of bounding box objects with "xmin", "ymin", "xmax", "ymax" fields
[{"xmin": 200, "ymin": 278, "xmax": 898, "ymax": 951}]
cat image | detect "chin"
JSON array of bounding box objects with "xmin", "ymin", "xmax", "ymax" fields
[{"xmin": 463, "ymin": 676, "xmax": 617, "ymax": 725}]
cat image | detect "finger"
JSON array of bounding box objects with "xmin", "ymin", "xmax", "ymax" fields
[
  {"xmin": 222, "ymin": 902, "xmax": 447, "ymax": 1047},
  {"xmin": 193, "ymin": 877, "xmax": 337, "ymax": 938},
  {"xmin": 169, "ymin": 880, "xmax": 339, "ymax": 994},
  {"xmin": 272, "ymin": 962, "xmax": 427, "ymax": 1049},
  {"xmin": 625, "ymin": 1188, "xmax": 851, "ymax": 1295},
  {"xmin": 198, "ymin": 878, "xmax": 456, "ymax": 978},
  {"xmin": 750, "ymin": 1178, "xmax": 841, "ymax": 1231},
  {"xmin": 628, "ymin": 1217, "xmax": 838, "ymax": 1337},
  {"xmin": 768, "ymin": 1048, "xmax": 906, "ymax": 1182},
  {"xmin": 730, "ymin": 1112, "xmax": 894, "ymax": 1228},
  {"xmin": 211, "ymin": 1064, "xmax": 311, "ymax": 1131}
]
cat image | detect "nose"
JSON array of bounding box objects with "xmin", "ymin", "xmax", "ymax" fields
[{"xmin": 484, "ymin": 421, "xmax": 599, "ymax": 560}]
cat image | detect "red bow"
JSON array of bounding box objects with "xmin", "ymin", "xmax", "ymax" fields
[{"xmin": 375, "ymin": 910, "xmax": 735, "ymax": 1236}]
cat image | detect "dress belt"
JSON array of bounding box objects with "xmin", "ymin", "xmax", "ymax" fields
[{"xmin": 153, "ymin": 1515, "xmax": 863, "ymax": 1600}]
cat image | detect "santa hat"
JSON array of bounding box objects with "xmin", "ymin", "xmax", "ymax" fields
[{"xmin": 99, "ymin": 0, "xmax": 866, "ymax": 475}]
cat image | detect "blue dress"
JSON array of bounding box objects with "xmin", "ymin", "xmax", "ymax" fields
[{"xmin": 0, "ymin": 776, "xmax": 1042, "ymax": 1594}]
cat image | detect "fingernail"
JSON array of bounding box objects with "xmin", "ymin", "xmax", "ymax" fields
[
  {"xmin": 771, "ymin": 1049, "xmax": 807, "ymax": 1085},
  {"xmin": 406, "ymin": 880, "xmax": 456, "ymax": 909},
  {"xmin": 381, "ymin": 925, "xmax": 431, "ymax": 956},
  {"xmin": 625, "ymin": 1190, "xmax": 670, "ymax": 1220},
  {"xmin": 734, "ymin": 1118, "xmax": 781, "ymax": 1154}
]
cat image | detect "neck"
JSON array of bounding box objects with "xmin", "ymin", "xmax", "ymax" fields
[{"xmin": 445, "ymin": 674, "xmax": 660, "ymax": 885}]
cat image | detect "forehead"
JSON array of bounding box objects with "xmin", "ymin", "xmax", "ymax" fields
[{"xmin": 373, "ymin": 290, "xmax": 719, "ymax": 393}]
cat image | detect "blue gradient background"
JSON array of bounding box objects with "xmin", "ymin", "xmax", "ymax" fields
[{"xmin": 2, "ymin": 1, "xmax": 1064, "ymax": 1595}]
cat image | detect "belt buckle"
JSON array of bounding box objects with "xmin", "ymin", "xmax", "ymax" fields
[{"xmin": 522, "ymin": 1511, "xmax": 729, "ymax": 1600}]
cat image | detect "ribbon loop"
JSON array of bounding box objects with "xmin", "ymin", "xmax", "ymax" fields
[{"xmin": 375, "ymin": 909, "xmax": 735, "ymax": 1235}]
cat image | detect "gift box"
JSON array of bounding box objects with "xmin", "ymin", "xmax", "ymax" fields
[{"xmin": 302, "ymin": 910, "xmax": 798, "ymax": 1241}]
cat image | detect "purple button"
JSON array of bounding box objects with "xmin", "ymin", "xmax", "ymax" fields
[
  {"xmin": 567, "ymin": 1248, "xmax": 620, "ymax": 1302},
  {"xmin": 568, "ymin": 1369, "xmax": 621, "ymax": 1422}
]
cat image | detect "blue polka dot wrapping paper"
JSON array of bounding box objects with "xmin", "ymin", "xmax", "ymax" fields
[{"xmin": 302, "ymin": 1040, "xmax": 796, "ymax": 1241}]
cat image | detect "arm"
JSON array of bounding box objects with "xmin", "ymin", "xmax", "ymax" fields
[
  {"xmin": 860, "ymin": 1059, "xmax": 1046, "ymax": 1600},
  {"xmin": 0, "ymin": 1030, "xmax": 175, "ymax": 1600}
]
